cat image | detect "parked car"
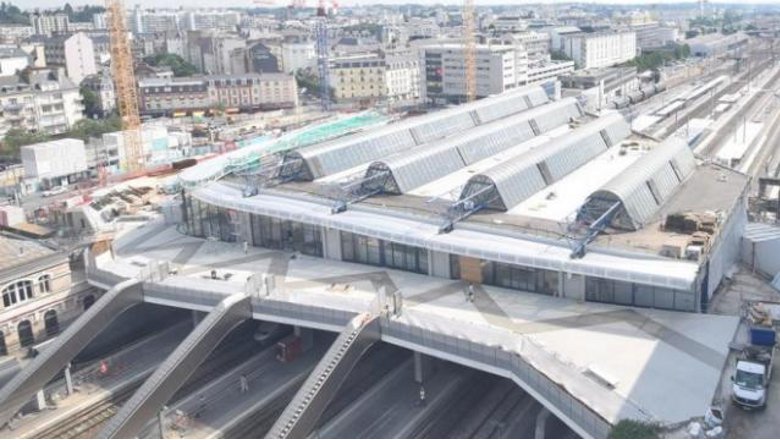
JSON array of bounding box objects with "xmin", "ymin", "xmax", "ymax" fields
[{"xmin": 41, "ymin": 187, "xmax": 67, "ymax": 197}]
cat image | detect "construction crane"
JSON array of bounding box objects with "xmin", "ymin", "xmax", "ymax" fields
[
  {"xmin": 463, "ymin": 0, "xmax": 476, "ymax": 103},
  {"xmin": 315, "ymin": 0, "xmax": 331, "ymax": 110},
  {"xmin": 106, "ymin": 0, "xmax": 143, "ymax": 173}
]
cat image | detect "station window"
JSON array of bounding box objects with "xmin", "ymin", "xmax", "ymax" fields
[
  {"xmin": 249, "ymin": 214, "xmax": 322, "ymax": 257},
  {"xmin": 340, "ymin": 231, "xmax": 428, "ymax": 274}
]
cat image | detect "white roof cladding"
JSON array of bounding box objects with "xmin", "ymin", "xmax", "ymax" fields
[
  {"xmin": 193, "ymin": 182, "xmax": 700, "ymax": 292},
  {"xmin": 584, "ymin": 137, "xmax": 697, "ymax": 230},
  {"xmin": 282, "ymin": 85, "xmax": 551, "ymax": 180},
  {"xmin": 460, "ymin": 112, "xmax": 631, "ymax": 211},
  {"xmin": 362, "ymin": 98, "xmax": 583, "ymax": 194}
]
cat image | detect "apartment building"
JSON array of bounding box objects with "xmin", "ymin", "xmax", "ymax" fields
[
  {"xmin": 183, "ymin": 10, "xmax": 241, "ymax": 33},
  {"xmin": 627, "ymin": 22, "xmax": 679, "ymax": 51},
  {"xmin": 0, "ymin": 48, "xmax": 29, "ymax": 77},
  {"xmin": 420, "ymin": 44, "xmax": 518, "ymax": 104},
  {"xmin": 43, "ymin": 32, "xmax": 97, "ymax": 84},
  {"xmin": 131, "ymin": 6, "xmax": 182, "ymax": 35},
  {"xmin": 329, "ymin": 55, "xmax": 387, "ymax": 103},
  {"xmin": 560, "ymin": 31, "xmax": 636, "ymax": 69},
  {"xmin": 385, "ymin": 52, "xmax": 421, "ymax": 105},
  {"xmin": 138, "ymin": 77, "xmax": 211, "ymax": 116},
  {"xmin": 187, "ymin": 32, "xmax": 248, "ymax": 75},
  {"xmin": 0, "ymin": 68, "xmax": 84, "ymax": 137},
  {"xmin": 31, "ymin": 13, "xmax": 70, "ymax": 37},
  {"xmin": 0, "ymin": 25, "xmax": 34, "ymax": 44},
  {"xmin": 207, "ymin": 73, "xmax": 297, "ymax": 110},
  {"xmin": 280, "ymin": 40, "xmax": 315, "ymax": 73},
  {"xmin": 138, "ymin": 73, "xmax": 297, "ymax": 115}
]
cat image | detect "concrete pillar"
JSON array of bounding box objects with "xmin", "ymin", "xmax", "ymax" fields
[
  {"xmin": 158, "ymin": 405, "xmax": 168, "ymax": 439},
  {"xmin": 64, "ymin": 363, "xmax": 74, "ymax": 396},
  {"xmin": 323, "ymin": 228, "xmax": 342, "ymax": 261},
  {"xmin": 294, "ymin": 326, "xmax": 314, "ymax": 352},
  {"xmin": 534, "ymin": 407, "xmax": 551, "ymax": 439},
  {"xmin": 414, "ymin": 351, "xmax": 433, "ymax": 384},
  {"xmin": 428, "ymin": 251, "xmax": 451, "ymax": 279},
  {"xmin": 34, "ymin": 389, "xmax": 46, "ymax": 411},
  {"xmin": 191, "ymin": 310, "xmax": 204, "ymax": 327}
]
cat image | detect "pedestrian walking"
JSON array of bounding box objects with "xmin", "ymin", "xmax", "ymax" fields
[
  {"xmin": 243, "ymin": 241, "xmax": 248, "ymax": 254},
  {"xmin": 468, "ymin": 283, "xmax": 475, "ymax": 303},
  {"xmin": 239, "ymin": 374, "xmax": 249, "ymax": 393}
]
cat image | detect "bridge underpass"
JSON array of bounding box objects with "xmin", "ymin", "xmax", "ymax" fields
[
  {"xmin": 0, "ymin": 279, "xmax": 145, "ymax": 427},
  {"xmin": 99, "ymin": 293, "xmax": 252, "ymax": 439},
  {"xmin": 77, "ymin": 259, "xmax": 625, "ymax": 438}
]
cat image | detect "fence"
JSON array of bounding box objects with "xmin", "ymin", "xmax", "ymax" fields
[{"xmin": 382, "ymin": 317, "xmax": 616, "ymax": 439}]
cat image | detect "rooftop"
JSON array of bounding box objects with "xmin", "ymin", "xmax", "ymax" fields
[{"xmin": 0, "ymin": 234, "xmax": 57, "ymax": 275}]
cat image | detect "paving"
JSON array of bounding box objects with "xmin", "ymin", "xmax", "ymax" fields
[{"xmin": 102, "ymin": 220, "xmax": 741, "ymax": 429}]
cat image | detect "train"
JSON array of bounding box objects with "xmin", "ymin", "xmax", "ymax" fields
[{"xmin": 609, "ymin": 82, "xmax": 668, "ymax": 109}]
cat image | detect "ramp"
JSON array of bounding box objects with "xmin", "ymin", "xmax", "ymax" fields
[
  {"xmin": 99, "ymin": 293, "xmax": 252, "ymax": 439},
  {"xmin": 0, "ymin": 279, "xmax": 144, "ymax": 426},
  {"xmin": 267, "ymin": 313, "xmax": 379, "ymax": 439}
]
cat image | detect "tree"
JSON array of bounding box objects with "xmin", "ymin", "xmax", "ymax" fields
[
  {"xmin": 80, "ymin": 86, "xmax": 101, "ymax": 118},
  {"xmin": 608, "ymin": 420, "xmax": 660, "ymax": 439},
  {"xmin": 66, "ymin": 116, "xmax": 122, "ymax": 141},
  {"xmin": 0, "ymin": 2, "xmax": 29, "ymax": 25},
  {"xmin": 551, "ymin": 50, "xmax": 572, "ymax": 61},
  {"xmin": 144, "ymin": 54, "xmax": 198, "ymax": 77},
  {"xmin": 1, "ymin": 128, "xmax": 50, "ymax": 158}
]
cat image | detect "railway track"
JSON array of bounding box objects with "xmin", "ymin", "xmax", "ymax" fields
[{"xmin": 35, "ymin": 387, "xmax": 136, "ymax": 439}]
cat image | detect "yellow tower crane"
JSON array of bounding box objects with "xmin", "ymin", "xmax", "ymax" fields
[
  {"xmin": 106, "ymin": 0, "xmax": 143, "ymax": 173},
  {"xmin": 463, "ymin": 0, "xmax": 477, "ymax": 103}
]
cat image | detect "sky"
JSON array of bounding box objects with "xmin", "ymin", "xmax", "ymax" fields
[{"xmin": 14, "ymin": 0, "xmax": 776, "ymax": 11}]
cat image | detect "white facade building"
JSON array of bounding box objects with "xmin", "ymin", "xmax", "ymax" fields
[
  {"xmin": 0, "ymin": 48, "xmax": 29, "ymax": 77},
  {"xmin": 420, "ymin": 44, "xmax": 519, "ymax": 103},
  {"xmin": 21, "ymin": 138, "xmax": 87, "ymax": 185},
  {"xmin": 44, "ymin": 33, "xmax": 97, "ymax": 84},
  {"xmin": 0, "ymin": 68, "xmax": 84, "ymax": 137},
  {"xmin": 32, "ymin": 13, "xmax": 70, "ymax": 37},
  {"xmin": 184, "ymin": 10, "xmax": 241, "ymax": 32},
  {"xmin": 561, "ymin": 31, "xmax": 637, "ymax": 69},
  {"xmin": 281, "ymin": 41, "xmax": 316, "ymax": 73},
  {"xmin": 385, "ymin": 53, "xmax": 421, "ymax": 105}
]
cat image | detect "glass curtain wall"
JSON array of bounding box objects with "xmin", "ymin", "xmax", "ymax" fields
[
  {"xmin": 249, "ymin": 214, "xmax": 323, "ymax": 257},
  {"xmin": 182, "ymin": 196, "xmax": 238, "ymax": 242},
  {"xmin": 341, "ymin": 232, "xmax": 428, "ymax": 274},
  {"xmin": 585, "ymin": 276, "xmax": 695, "ymax": 312}
]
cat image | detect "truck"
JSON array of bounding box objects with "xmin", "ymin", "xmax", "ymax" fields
[{"xmin": 732, "ymin": 327, "xmax": 776, "ymax": 409}]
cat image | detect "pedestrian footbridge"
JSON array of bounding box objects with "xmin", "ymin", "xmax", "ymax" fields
[{"xmin": 266, "ymin": 313, "xmax": 380, "ymax": 439}]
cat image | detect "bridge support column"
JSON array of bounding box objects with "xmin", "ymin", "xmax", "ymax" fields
[
  {"xmin": 64, "ymin": 363, "xmax": 73, "ymax": 396},
  {"xmin": 413, "ymin": 351, "xmax": 433, "ymax": 384},
  {"xmin": 33, "ymin": 390, "xmax": 46, "ymax": 412},
  {"xmin": 294, "ymin": 326, "xmax": 314, "ymax": 352},
  {"xmin": 535, "ymin": 407, "xmax": 551, "ymax": 439}
]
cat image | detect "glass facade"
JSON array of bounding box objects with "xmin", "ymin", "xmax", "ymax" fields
[
  {"xmin": 182, "ymin": 196, "xmax": 238, "ymax": 242},
  {"xmin": 341, "ymin": 232, "xmax": 428, "ymax": 274},
  {"xmin": 482, "ymin": 261, "xmax": 558, "ymax": 295},
  {"xmin": 449, "ymin": 256, "xmax": 558, "ymax": 296},
  {"xmin": 249, "ymin": 214, "xmax": 323, "ymax": 257},
  {"xmin": 585, "ymin": 276, "xmax": 695, "ymax": 312}
]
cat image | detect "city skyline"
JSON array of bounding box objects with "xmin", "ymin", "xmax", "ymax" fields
[{"xmin": 12, "ymin": 0, "xmax": 780, "ymax": 11}]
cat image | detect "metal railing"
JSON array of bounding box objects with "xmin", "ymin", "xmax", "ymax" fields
[{"xmin": 381, "ymin": 318, "xmax": 622, "ymax": 439}]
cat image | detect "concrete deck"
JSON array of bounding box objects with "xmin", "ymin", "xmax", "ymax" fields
[{"xmin": 103, "ymin": 220, "xmax": 740, "ymax": 431}]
